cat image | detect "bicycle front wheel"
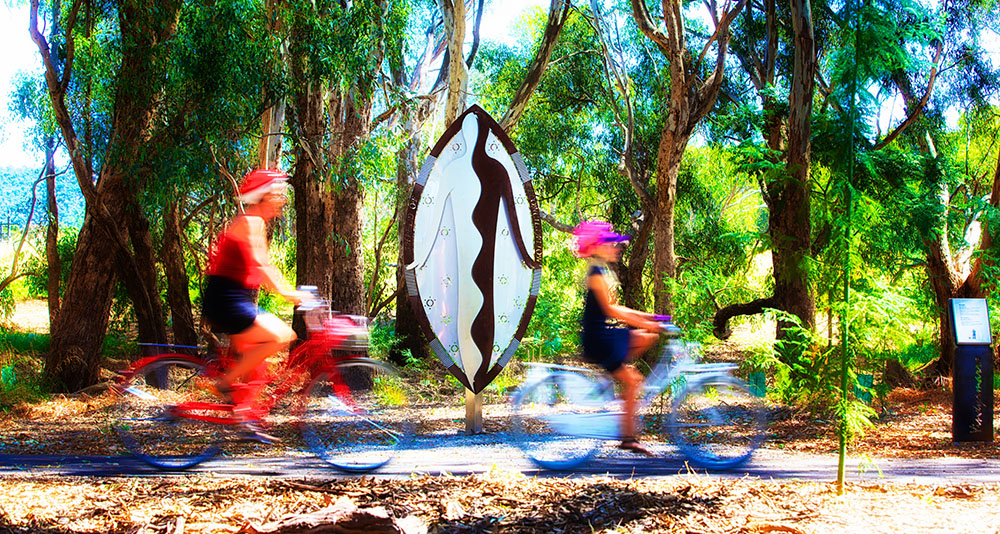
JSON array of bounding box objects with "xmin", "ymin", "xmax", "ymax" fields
[
  {"xmin": 301, "ymin": 358, "xmax": 413, "ymax": 472},
  {"xmin": 668, "ymin": 374, "xmax": 766, "ymax": 469},
  {"xmin": 111, "ymin": 356, "xmax": 224, "ymax": 469},
  {"xmin": 511, "ymin": 371, "xmax": 611, "ymax": 470}
]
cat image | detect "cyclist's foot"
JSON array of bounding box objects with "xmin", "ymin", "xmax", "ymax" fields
[
  {"xmin": 239, "ymin": 422, "xmax": 282, "ymax": 444},
  {"xmin": 213, "ymin": 379, "xmax": 234, "ymax": 404},
  {"xmin": 618, "ymin": 438, "xmax": 654, "ymax": 457}
]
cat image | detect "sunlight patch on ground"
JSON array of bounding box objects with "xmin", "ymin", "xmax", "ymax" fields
[{"xmin": 8, "ymin": 299, "xmax": 49, "ymax": 334}]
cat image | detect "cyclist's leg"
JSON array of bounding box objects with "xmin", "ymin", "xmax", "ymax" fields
[
  {"xmin": 224, "ymin": 313, "xmax": 295, "ymax": 386},
  {"xmin": 626, "ymin": 329, "xmax": 657, "ymax": 361},
  {"xmin": 616, "ymin": 328, "xmax": 658, "ymax": 455},
  {"xmin": 611, "ymin": 363, "xmax": 642, "ymax": 436}
]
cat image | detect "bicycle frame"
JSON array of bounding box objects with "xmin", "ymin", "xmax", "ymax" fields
[
  {"xmin": 118, "ymin": 307, "xmax": 370, "ymax": 426},
  {"xmin": 518, "ymin": 327, "xmax": 739, "ymax": 440}
]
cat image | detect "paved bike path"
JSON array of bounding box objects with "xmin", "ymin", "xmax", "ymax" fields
[{"xmin": 2, "ymin": 434, "xmax": 998, "ymax": 484}]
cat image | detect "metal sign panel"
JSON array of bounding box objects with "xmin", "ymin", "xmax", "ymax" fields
[{"xmin": 403, "ymin": 106, "xmax": 543, "ymax": 393}]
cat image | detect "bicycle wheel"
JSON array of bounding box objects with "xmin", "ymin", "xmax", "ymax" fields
[
  {"xmin": 511, "ymin": 371, "xmax": 612, "ymax": 470},
  {"xmin": 111, "ymin": 356, "xmax": 224, "ymax": 469},
  {"xmin": 301, "ymin": 358, "xmax": 413, "ymax": 472},
  {"xmin": 668, "ymin": 374, "xmax": 766, "ymax": 469}
]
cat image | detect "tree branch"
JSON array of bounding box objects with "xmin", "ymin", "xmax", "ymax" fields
[
  {"xmin": 712, "ymin": 296, "xmax": 778, "ymax": 339},
  {"xmin": 540, "ymin": 209, "xmax": 574, "ymax": 232},
  {"xmin": 499, "ymin": 0, "xmax": 571, "ymax": 131},
  {"xmin": 874, "ymin": 40, "xmax": 944, "ymax": 150}
]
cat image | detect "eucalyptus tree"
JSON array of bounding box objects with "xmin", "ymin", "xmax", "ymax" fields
[
  {"xmin": 709, "ymin": 0, "xmax": 833, "ymax": 358},
  {"xmin": 29, "ymin": 0, "xmax": 182, "ymax": 390},
  {"xmin": 875, "ymin": 0, "xmax": 1000, "ymax": 376},
  {"xmin": 811, "ymin": 0, "xmax": 1000, "ymax": 376},
  {"xmin": 29, "ymin": 0, "xmax": 285, "ymax": 391},
  {"xmin": 282, "ymin": 0, "xmax": 407, "ymax": 319},
  {"xmin": 628, "ymin": 0, "xmax": 747, "ymax": 314},
  {"xmin": 9, "ymin": 73, "xmax": 61, "ymax": 328}
]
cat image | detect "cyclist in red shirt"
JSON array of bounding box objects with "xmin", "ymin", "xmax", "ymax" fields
[{"xmin": 202, "ymin": 169, "xmax": 310, "ymax": 431}]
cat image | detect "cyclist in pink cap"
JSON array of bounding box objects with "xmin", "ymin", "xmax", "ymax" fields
[
  {"xmin": 202, "ymin": 169, "xmax": 310, "ymax": 437},
  {"xmin": 574, "ymin": 220, "xmax": 660, "ymax": 455}
]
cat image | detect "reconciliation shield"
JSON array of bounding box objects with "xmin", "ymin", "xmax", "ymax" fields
[{"xmin": 403, "ymin": 105, "xmax": 543, "ymax": 393}]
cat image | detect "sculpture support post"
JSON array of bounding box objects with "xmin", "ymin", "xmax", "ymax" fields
[{"xmin": 465, "ymin": 388, "xmax": 483, "ymax": 434}]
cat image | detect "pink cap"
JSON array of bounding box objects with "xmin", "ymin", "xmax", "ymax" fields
[{"xmin": 572, "ymin": 221, "xmax": 630, "ymax": 257}]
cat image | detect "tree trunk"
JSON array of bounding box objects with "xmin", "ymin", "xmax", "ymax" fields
[
  {"xmin": 620, "ymin": 216, "xmax": 652, "ymax": 310},
  {"xmin": 778, "ymin": 0, "xmax": 816, "ymax": 335},
  {"xmin": 393, "ymin": 104, "xmax": 435, "ymax": 363},
  {"xmin": 440, "ymin": 0, "xmax": 467, "ymax": 125},
  {"xmin": 44, "ymin": 138, "xmax": 60, "ymax": 328},
  {"xmin": 652, "ymin": 131, "xmax": 687, "ymax": 314},
  {"xmin": 33, "ymin": 0, "xmax": 183, "ymax": 390},
  {"xmin": 123, "ymin": 203, "xmax": 168, "ymax": 346},
  {"xmin": 258, "ymin": 101, "xmax": 286, "ymax": 170},
  {"xmin": 329, "ymin": 181, "xmax": 366, "ymax": 315},
  {"xmin": 44, "ymin": 206, "xmax": 117, "ymax": 391},
  {"xmin": 291, "ymin": 81, "xmax": 371, "ymax": 321},
  {"xmin": 499, "ymin": 0, "xmax": 570, "ymax": 131},
  {"xmin": 162, "ymin": 199, "xmax": 198, "ymax": 346}
]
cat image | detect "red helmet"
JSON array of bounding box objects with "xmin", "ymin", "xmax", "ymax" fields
[{"xmin": 239, "ymin": 169, "xmax": 288, "ymax": 204}]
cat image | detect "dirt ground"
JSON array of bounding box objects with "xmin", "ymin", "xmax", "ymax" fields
[
  {"xmin": 2, "ymin": 300, "xmax": 1000, "ymax": 533},
  {"xmin": 0, "ymin": 472, "xmax": 998, "ymax": 533}
]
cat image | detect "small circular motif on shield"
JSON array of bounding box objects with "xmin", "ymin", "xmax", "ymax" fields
[
  {"xmin": 425, "ymin": 298, "xmax": 435, "ymax": 307},
  {"xmin": 489, "ymin": 142, "xmax": 499, "ymax": 153},
  {"xmin": 501, "ymin": 228, "xmax": 510, "ymax": 237},
  {"xmin": 442, "ymin": 315, "xmax": 451, "ymax": 324},
  {"xmin": 423, "ymin": 196, "xmax": 434, "ymax": 205},
  {"xmin": 450, "ymin": 344, "xmax": 459, "ymax": 353},
  {"xmin": 515, "ymin": 195, "xmax": 526, "ymax": 205},
  {"xmin": 452, "ymin": 142, "xmax": 461, "ymax": 152},
  {"xmin": 442, "ymin": 276, "xmax": 452, "ymax": 287},
  {"xmin": 498, "ymin": 314, "xmax": 508, "ymax": 323},
  {"xmin": 498, "ymin": 275, "xmax": 509, "ymax": 285},
  {"xmin": 440, "ymin": 227, "xmax": 451, "ymax": 237},
  {"xmin": 493, "ymin": 344, "xmax": 501, "ymax": 352}
]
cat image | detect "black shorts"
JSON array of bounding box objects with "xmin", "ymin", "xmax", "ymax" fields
[
  {"xmin": 581, "ymin": 326, "xmax": 631, "ymax": 373},
  {"xmin": 202, "ymin": 275, "xmax": 258, "ymax": 335}
]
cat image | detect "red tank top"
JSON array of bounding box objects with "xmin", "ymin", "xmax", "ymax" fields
[{"xmin": 206, "ymin": 229, "xmax": 263, "ymax": 289}]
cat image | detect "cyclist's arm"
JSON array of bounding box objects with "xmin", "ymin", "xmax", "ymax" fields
[
  {"xmin": 588, "ymin": 273, "xmax": 660, "ymax": 331},
  {"xmin": 236, "ymin": 216, "xmax": 306, "ymax": 306}
]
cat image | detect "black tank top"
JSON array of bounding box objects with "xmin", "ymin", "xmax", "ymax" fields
[{"xmin": 582, "ymin": 264, "xmax": 610, "ymax": 336}]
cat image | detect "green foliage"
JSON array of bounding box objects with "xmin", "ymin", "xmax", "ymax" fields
[
  {"xmin": 24, "ymin": 226, "xmax": 78, "ymax": 299},
  {"xmin": 519, "ymin": 231, "xmax": 583, "ymax": 362},
  {"xmin": 0, "ymin": 331, "xmax": 49, "ymax": 410},
  {"xmin": 835, "ymin": 396, "xmax": 878, "ymax": 447}
]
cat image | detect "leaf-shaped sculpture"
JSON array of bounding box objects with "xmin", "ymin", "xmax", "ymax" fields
[{"xmin": 403, "ymin": 106, "xmax": 543, "ymax": 393}]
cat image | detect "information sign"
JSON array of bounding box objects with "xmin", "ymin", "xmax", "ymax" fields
[{"xmin": 950, "ymin": 298, "xmax": 992, "ymax": 345}]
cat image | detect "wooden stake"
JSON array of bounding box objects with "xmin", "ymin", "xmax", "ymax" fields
[{"xmin": 465, "ymin": 388, "xmax": 483, "ymax": 434}]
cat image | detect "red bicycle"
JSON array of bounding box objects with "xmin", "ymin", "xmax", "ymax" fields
[{"xmin": 110, "ymin": 295, "xmax": 412, "ymax": 472}]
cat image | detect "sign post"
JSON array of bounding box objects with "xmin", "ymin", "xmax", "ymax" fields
[{"xmin": 949, "ymin": 298, "xmax": 994, "ymax": 442}]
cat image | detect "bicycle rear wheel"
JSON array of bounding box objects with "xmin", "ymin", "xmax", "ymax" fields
[
  {"xmin": 111, "ymin": 356, "xmax": 224, "ymax": 469},
  {"xmin": 668, "ymin": 374, "xmax": 766, "ymax": 469},
  {"xmin": 511, "ymin": 371, "xmax": 612, "ymax": 470},
  {"xmin": 301, "ymin": 358, "xmax": 413, "ymax": 472}
]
